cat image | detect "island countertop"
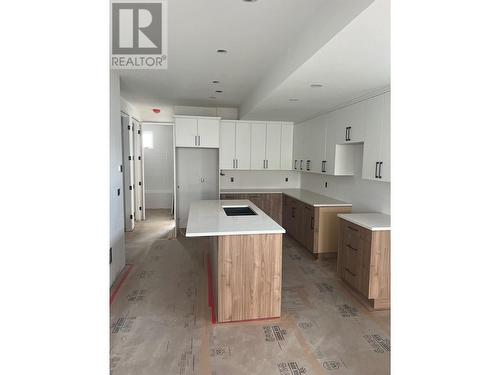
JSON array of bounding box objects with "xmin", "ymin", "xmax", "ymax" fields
[
  {"xmin": 220, "ymin": 188, "xmax": 352, "ymax": 207},
  {"xmin": 186, "ymin": 199, "xmax": 285, "ymax": 237}
]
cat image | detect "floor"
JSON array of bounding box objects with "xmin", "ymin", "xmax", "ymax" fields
[{"xmin": 111, "ymin": 213, "xmax": 390, "ymax": 375}]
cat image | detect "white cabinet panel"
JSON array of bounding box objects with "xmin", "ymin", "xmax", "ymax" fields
[
  {"xmin": 198, "ymin": 118, "xmax": 219, "ymax": 148},
  {"xmin": 235, "ymin": 122, "xmax": 251, "ymax": 169},
  {"xmin": 308, "ymin": 118, "xmax": 327, "ymax": 173},
  {"xmin": 293, "ymin": 124, "xmax": 304, "ymax": 171},
  {"xmin": 266, "ymin": 123, "xmax": 282, "ymax": 170},
  {"xmin": 219, "ymin": 121, "xmax": 235, "ymax": 169},
  {"xmin": 336, "ymin": 101, "xmax": 366, "ymax": 143},
  {"xmin": 280, "ymin": 123, "xmax": 294, "ymax": 170},
  {"xmin": 175, "ymin": 117, "xmax": 198, "ymax": 147},
  {"xmin": 362, "ymin": 92, "xmax": 390, "ymax": 182},
  {"xmin": 250, "ymin": 122, "xmax": 267, "ymax": 170}
]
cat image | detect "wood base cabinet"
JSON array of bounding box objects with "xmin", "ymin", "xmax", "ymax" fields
[
  {"xmin": 337, "ymin": 219, "xmax": 390, "ymax": 310},
  {"xmin": 283, "ymin": 195, "xmax": 351, "ymax": 255}
]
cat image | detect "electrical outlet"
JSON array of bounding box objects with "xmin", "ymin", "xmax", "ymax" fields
[
  {"xmin": 230, "ymin": 177, "xmax": 234, "ymax": 182},
  {"xmin": 285, "ymin": 177, "xmax": 289, "ymax": 182},
  {"xmin": 324, "ymin": 181, "xmax": 328, "ymax": 188}
]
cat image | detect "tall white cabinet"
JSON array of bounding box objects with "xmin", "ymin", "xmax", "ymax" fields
[{"xmin": 219, "ymin": 121, "xmax": 251, "ymax": 169}]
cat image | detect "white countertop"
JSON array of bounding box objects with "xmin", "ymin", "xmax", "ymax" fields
[
  {"xmin": 186, "ymin": 199, "xmax": 285, "ymax": 237},
  {"xmin": 220, "ymin": 188, "xmax": 352, "ymax": 208},
  {"xmin": 337, "ymin": 213, "xmax": 391, "ymax": 231}
]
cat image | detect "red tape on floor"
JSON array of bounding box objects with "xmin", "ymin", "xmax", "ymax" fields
[{"xmin": 110, "ymin": 264, "xmax": 133, "ymax": 305}]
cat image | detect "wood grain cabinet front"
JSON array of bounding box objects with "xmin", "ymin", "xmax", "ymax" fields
[{"xmin": 337, "ymin": 218, "xmax": 390, "ymax": 310}]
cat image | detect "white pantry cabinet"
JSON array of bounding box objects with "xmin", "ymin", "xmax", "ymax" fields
[
  {"xmin": 174, "ymin": 116, "xmax": 220, "ymax": 148},
  {"xmin": 362, "ymin": 92, "xmax": 390, "ymax": 182},
  {"xmin": 219, "ymin": 121, "xmax": 251, "ymax": 169}
]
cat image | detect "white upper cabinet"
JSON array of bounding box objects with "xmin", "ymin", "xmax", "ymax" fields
[
  {"xmin": 175, "ymin": 116, "xmax": 220, "ymax": 148},
  {"xmin": 336, "ymin": 101, "xmax": 366, "ymax": 143},
  {"xmin": 362, "ymin": 92, "xmax": 390, "ymax": 182},
  {"xmin": 250, "ymin": 122, "xmax": 267, "ymax": 170},
  {"xmin": 235, "ymin": 122, "xmax": 251, "ymax": 169},
  {"xmin": 280, "ymin": 123, "xmax": 294, "ymax": 170},
  {"xmin": 175, "ymin": 117, "xmax": 199, "ymax": 147},
  {"xmin": 219, "ymin": 121, "xmax": 236, "ymax": 169},
  {"xmin": 266, "ymin": 123, "xmax": 282, "ymax": 170},
  {"xmin": 292, "ymin": 124, "xmax": 304, "ymax": 171},
  {"xmin": 308, "ymin": 118, "xmax": 327, "ymax": 173}
]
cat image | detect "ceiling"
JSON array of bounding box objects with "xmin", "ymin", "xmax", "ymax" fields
[{"xmin": 119, "ymin": 0, "xmax": 389, "ymax": 123}]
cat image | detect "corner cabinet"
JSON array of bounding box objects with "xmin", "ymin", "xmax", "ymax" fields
[{"xmin": 174, "ymin": 116, "xmax": 220, "ymax": 148}]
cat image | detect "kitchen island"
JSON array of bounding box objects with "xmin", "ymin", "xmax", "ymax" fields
[{"xmin": 186, "ymin": 199, "xmax": 285, "ymax": 323}]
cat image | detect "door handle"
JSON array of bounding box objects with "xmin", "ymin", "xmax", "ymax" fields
[
  {"xmin": 375, "ymin": 162, "xmax": 379, "ymax": 178},
  {"xmin": 378, "ymin": 162, "xmax": 383, "ymax": 179}
]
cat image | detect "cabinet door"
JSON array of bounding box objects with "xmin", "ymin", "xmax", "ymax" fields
[
  {"xmin": 378, "ymin": 93, "xmax": 390, "ymax": 182},
  {"xmin": 289, "ymin": 198, "xmax": 300, "ymax": 239},
  {"xmin": 301, "ymin": 204, "xmax": 315, "ymax": 252},
  {"xmin": 292, "ymin": 124, "xmax": 304, "ymax": 171},
  {"xmin": 175, "ymin": 117, "xmax": 198, "ymax": 147},
  {"xmin": 337, "ymin": 101, "xmax": 366, "ymax": 143},
  {"xmin": 235, "ymin": 122, "xmax": 251, "ymax": 169},
  {"xmin": 250, "ymin": 122, "xmax": 267, "ymax": 170},
  {"xmin": 280, "ymin": 123, "xmax": 294, "ymax": 170},
  {"xmin": 266, "ymin": 123, "xmax": 282, "ymax": 170},
  {"xmin": 219, "ymin": 121, "xmax": 236, "ymax": 169},
  {"xmin": 309, "ymin": 118, "xmax": 327, "ymax": 173},
  {"xmin": 197, "ymin": 118, "xmax": 220, "ymax": 148},
  {"xmin": 282, "ymin": 195, "xmax": 291, "ymax": 231},
  {"xmin": 362, "ymin": 95, "xmax": 382, "ymax": 180}
]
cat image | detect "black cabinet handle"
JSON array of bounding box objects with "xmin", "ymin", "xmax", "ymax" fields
[
  {"xmin": 375, "ymin": 162, "xmax": 379, "ymax": 178},
  {"xmin": 378, "ymin": 162, "xmax": 383, "ymax": 179},
  {"xmin": 300, "ymin": 160, "xmax": 303, "ymax": 170},
  {"xmin": 345, "ymin": 127, "xmax": 348, "ymax": 141},
  {"xmin": 344, "ymin": 267, "xmax": 356, "ymax": 277},
  {"xmin": 321, "ymin": 160, "xmax": 327, "ymax": 173},
  {"xmin": 348, "ymin": 127, "xmax": 351, "ymax": 141},
  {"xmin": 347, "ymin": 225, "xmax": 358, "ymax": 232},
  {"xmin": 294, "ymin": 160, "xmax": 297, "ymax": 169},
  {"xmin": 306, "ymin": 160, "xmax": 311, "ymax": 171},
  {"xmin": 346, "ymin": 244, "xmax": 358, "ymax": 251}
]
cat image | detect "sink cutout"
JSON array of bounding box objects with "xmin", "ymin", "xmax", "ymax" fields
[{"xmin": 223, "ymin": 206, "xmax": 257, "ymax": 216}]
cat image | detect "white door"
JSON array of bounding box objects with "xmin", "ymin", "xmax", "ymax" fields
[
  {"xmin": 250, "ymin": 122, "xmax": 267, "ymax": 170},
  {"xmin": 280, "ymin": 123, "xmax": 294, "ymax": 170},
  {"xmin": 175, "ymin": 117, "xmax": 198, "ymax": 147},
  {"xmin": 121, "ymin": 115, "xmax": 135, "ymax": 231},
  {"xmin": 265, "ymin": 123, "xmax": 282, "ymax": 170},
  {"xmin": 133, "ymin": 120, "xmax": 145, "ymax": 220},
  {"xmin": 235, "ymin": 122, "xmax": 251, "ymax": 169},
  {"xmin": 219, "ymin": 121, "xmax": 235, "ymax": 169},
  {"xmin": 197, "ymin": 118, "xmax": 220, "ymax": 148},
  {"xmin": 362, "ymin": 94, "xmax": 383, "ymax": 181},
  {"xmin": 378, "ymin": 92, "xmax": 390, "ymax": 182}
]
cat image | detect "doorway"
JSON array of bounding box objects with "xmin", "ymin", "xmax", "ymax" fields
[{"xmin": 142, "ymin": 123, "xmax": 175, "ymax": 222}]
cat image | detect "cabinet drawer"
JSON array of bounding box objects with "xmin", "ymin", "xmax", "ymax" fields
[{"xmin": 345, "ymin": 221, "xmax": 371, "ymax": 241}]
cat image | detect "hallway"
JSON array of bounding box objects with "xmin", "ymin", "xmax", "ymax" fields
[{"xmin": 110, "ymin": 216, "xmax": 390, "ymax": 375}]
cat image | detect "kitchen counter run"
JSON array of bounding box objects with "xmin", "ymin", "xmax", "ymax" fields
[{"xmin": 220, "ymin": 188, "xmax": 352, "ymax": 208}]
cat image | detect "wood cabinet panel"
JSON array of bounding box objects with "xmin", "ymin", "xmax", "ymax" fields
[{"xmin": 337, "ymin": 218, "xmax": 390, "ymax": 310}]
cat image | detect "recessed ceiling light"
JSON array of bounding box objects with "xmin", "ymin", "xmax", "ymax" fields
[
  {"xmin": 212, "ymin": 80, "xmax": 220, "ymax": 84},
  {"xmin": 216, "ymin": 49, "xmax": 228, "ymax": 54},
  {"xmin": 242, "ymin": 0, "xmax": 258, "ymax": 2},
  {"xmin": 310, "ymin": 83, "xmax": 323, "ymax": 88},
  {"xmin": 288, "ymin": 98, "xmax": 299, "ymax": 102},
  {"xmin": 216, "ymin": 90, "xmax": 223, "ymax": 93}
]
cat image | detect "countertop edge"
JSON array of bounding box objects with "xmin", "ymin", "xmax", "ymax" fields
[{"xmin": 337, "ymin": 214, "xmax": 391, "ymax": 231}]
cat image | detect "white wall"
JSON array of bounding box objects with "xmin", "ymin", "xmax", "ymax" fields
[
  {"xmin": 219, "ymin": 170, "xmax": 301, "ymax": 189},
  {"xmin": 128, "ymin": 104, "xmax": 238, "ymax": 122},
  {"xmin": 110, "ymin": 71, "xmax": 126, "ymax": 286},
  {"xmin": 143, "ymin": 124, "xmax": 174, "ymax": 209},
  {"xmin": 120, "ymin": 98, "xmax": 141, "ymax": 120},
  {"xmin": 300, "ymin": 144, "xmax": 390, "ymax": 214}
]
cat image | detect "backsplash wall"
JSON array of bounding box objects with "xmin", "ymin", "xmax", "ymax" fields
[
  {"xmin": 220, "ymin": 170, "xmax": 301, "ymax": 189},
  {"xmin": 300, "ymin": 144, "xmax": 390, "ymax": 214}
]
